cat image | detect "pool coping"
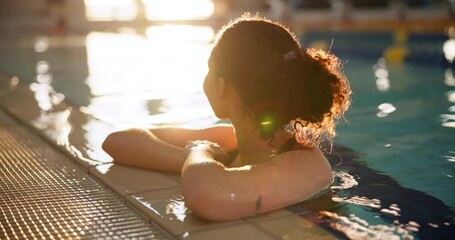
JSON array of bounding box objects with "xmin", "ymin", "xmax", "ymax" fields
[{"xmin": 0, "ymin": 72, "xmax": 339, "ymax": 239}]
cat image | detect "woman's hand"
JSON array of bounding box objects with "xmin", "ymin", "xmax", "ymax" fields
[
  {"xmin": 185, "ymin": 140, "xmax": 230, "ymax": 165},
  {"xmin": 102, "ymin": 125, "xmax": 237, "ymax": 173}
]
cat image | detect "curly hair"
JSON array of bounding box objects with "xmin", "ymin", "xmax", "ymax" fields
[{"xmin": 209, "ymin": 13, "xmax": 351, "ymax": 148}]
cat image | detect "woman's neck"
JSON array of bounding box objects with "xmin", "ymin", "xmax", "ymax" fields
[
  {"xmin": 227, "ymin": 94, "xmax": 294, "ymax": 165},
  {"xmin": 232, "ymin": 117, "xmax": 293, "ymax": 165}
]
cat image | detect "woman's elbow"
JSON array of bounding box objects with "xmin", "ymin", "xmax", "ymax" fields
[
  {"xmin": 102, "ymin": 132, "xmax": 116, "ymax": 153},
  {"xmin": 102, "ymin": 131, "xmax": 127, "ymax": 159},
  {"xmin": 184, "ymin": 191, "xmax": 236, "ymax": 222},
  {"xmin": 321, "ymin": 160, "xmax": 334, "ymax": 186},
  {"xmin": 182, "ymin": 175, "xmax": 237, "ymax": 221},
  {"xmin": 102, "ymin": 133, "xmax": 111, "ymax": 150}
]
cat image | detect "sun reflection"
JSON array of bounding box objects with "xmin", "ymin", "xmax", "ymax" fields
[
  {"xmin": 85, "ymin": 32, "xmax": 149, "ymax": 96},
  {"xmin": 9, "ymin": 76, "xmax": 20, "ymax": 88},
  {"xmin": 332, "ymin": 195, "xmax": 381, "ymax": 209},
  {"xmin": 86, "ymin": 25, "xmax": 213, "ymax": 96},
  {"xmin": 447, "ymin": 91, "xmax": 455, "ymax": 103},
  {"xmin": 444, "ymin": 69, "xmax": 455, "ymax": 87},
  {"xmin": 34, "ymin": 37, "xmax": 50, "ymax": 53},
  {"xmin": 84, "ymin": 0, "xmax": 214, "ymax": 21},
  {"xmin": 442, "ymin": 122, "xmax": 455, "ymax": 128},
  {"xmin": 444, "ymin": 40, "xmax": 455, "ymax": 63},
  {"xmin": 143, "ymin": 0, "xmax": 214, "ymax": 20},
  {"xmin": 331, "ymin": 171, "xmax": 358, "ymax": 190},
  {"xmin": 36, "ymin": 61, "xmax": 50, "ymax": 74},
  {"xmin": 443, "ymin": 26, "xmax": 455, "ymax": 63},
  {"xmin": 147, "ymin": 93, "xmax": 218, "ymax": 128},
  {"xmin": 320, "ymin": 211, "xmax": 416, "ymax": 240},
  {"xmin": 80, "ymin": 118, "xmax": 116, "ymax": 163},
  {"xmin": 146, "ymin": 25, "xmax": 214, "ymax": 42},
  {"xmin": 374, "ymin": 58, "xmax": 390, "ymax": 92},
  {"xmin": 30, "ymin": 60, "xmax": 65, "ymax": 112},
  {"xmin": 31, "ymin": 109, "xmax": 72, "ymax": 146},
  {"xmin": 377, "ymin": 103, "xmax": 396, "ymax": 118},
  {"xmin": 165, "ymin": 196, "xmax": 188, "ymax": 222},
  {"xmin": 442, "ymin": 84, "xmax": 455, "ymax": 127},
  {"xmin": 84, "ymin": 0, "xmax": 137, "ymax": 21},
  {"xmin": 445, "ymin": 152, "xmax": 455, "ymax": 162},
  {"xmin": 85, "ymin": 25, "xmax": 215, "ymax": 126}
]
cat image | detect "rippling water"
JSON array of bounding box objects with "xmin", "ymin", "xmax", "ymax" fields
[{"xmin": 0, "ymin": 29, "xmax": 454, "ymax": 239}]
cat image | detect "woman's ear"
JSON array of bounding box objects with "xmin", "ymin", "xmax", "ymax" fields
[
  {"xmin": 218, "ymin": 78, "xmax": 228, "ymax": 98},
  {"xmin": 210, "ymin": 77, "xmax": 232, "ymax": 119}
]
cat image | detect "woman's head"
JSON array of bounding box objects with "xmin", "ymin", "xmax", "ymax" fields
[{"xmin": 205, "ymin": 13, "xmax": 351, "ymax": 148}]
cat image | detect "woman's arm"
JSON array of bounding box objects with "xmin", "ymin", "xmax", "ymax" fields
[
  {"xmin": 102, "ymin": 125, "xmax": 236, "ymax": 173},
  {"xmin": 102, "ymin": 128, "xmax": 186, "ymax": 172},
  {"xmin": 151, "ymin": 125, "xmax": 237, "ymax": 151},
  {"xmin": 181, "ymin": 143, "xmax": 333, "ymax": 221}
]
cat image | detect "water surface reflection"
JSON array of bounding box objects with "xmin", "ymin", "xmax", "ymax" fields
[
  {"xmin": 287, "ymin": 144, "xmax": 455, "ymax": 240},
  {"xmin": 84, "ymin": 25, "xmax": 215, "ymax": 127}
]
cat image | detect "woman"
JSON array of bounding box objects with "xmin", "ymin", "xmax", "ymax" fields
[{"xmin": 102, "ymin": 13, "xmax": 351, "ymax": 221}]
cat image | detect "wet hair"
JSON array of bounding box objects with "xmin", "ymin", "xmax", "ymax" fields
[{"xmin": 209, "ymin": 13, "xmax": 351, "ymax": 148}]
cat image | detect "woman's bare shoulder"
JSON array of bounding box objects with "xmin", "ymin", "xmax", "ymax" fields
[
  {"xmin": 273, "ymin": 146, "xmax": 326, "ymax": 164},
  {"xmin": 264, "ymin": 146, "xmax": 332, "ymax": 189}
]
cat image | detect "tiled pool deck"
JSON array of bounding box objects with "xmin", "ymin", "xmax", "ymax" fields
[{"xmin": 0, "ymin": 73, "xmax": 338, "ymax": 239}]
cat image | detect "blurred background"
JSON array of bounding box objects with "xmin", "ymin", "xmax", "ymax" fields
[
  {"xmin": 0, "ymin": 0, "xmax": 454, "ymax": 35},
  {"xmin": 1, "ymin": 3, "xmax": 455, "ymax": 240},
  {"xmin": 0, "ymin": 0, "xmax": 454, "ymax": 128}
]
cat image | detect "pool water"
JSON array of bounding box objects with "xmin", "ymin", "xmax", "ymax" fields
[
  {"xmin": 337, "ymin": 58, "xmax": 454, "ymax": 205},
  {"xmin": 0, "ymin": 28, "xmax": 454, "ymax": 239},
  {"xmin": 303, "ymin": 58, "xmax": 455, "ymax": 239}
]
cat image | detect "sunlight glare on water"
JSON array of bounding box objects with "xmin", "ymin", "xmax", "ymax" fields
[
  {"xmin": 84, "ymin": 25, "xmax": 215, "ymax": 127},
  {"xmin": 443, "ymin": 27, "xmax": 455, "ymax": 63},
  {"xmin": 165, "ymin": 196, "xmax": 187, "ymax": 222},
  {"xmin": 85, "ymin": 25, "xmax": 213, "ymax": 97},
  {"xmin": 143, "ymin": 0, "xmax": 214, "ymax": 20},
  {"xmin": 85, "ymin": 32, "xmax": 149, "ymax": 96},
  {"xmin": 84, "ymin": 0, "xmax": 138, "ymax": 21},
  {"xmin": 84, "ymin": 0, "xmax": 214, "ymax": 21},
  {"xmin": 320, "ymin": 211, "xmax": 416, "ymax": 240},
  {"xmin": 445, "ymin": 69, "xmax": 455, "ymax": 87},
  {"xmin": 146, "ymin": 24, "xmax": 214, "ymax": 42}
]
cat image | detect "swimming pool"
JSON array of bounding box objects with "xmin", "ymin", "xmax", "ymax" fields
[{"xmin": 0, "ymin": 27, "xmax": 454, "ymax": 239}]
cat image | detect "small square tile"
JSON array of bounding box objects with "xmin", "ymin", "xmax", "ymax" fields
[
  {"xmin": 181, "ymin": 224, "xmax": 275, "ymax": 240},
  {"xmin": 251, "ymin": 214, "xmax": 337, "ymax": 240},
  {"xmin": 127, "ymin": 187, "xmax": 244, "ymax": 237},
  {"xmin": 89, "ymin": 163, "xmax": 179, "ymax": 196}
]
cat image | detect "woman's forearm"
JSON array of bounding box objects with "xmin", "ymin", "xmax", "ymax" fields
[{"xmin": 102, "ymin": 128, "xmax": 187, "ymax": 172}]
